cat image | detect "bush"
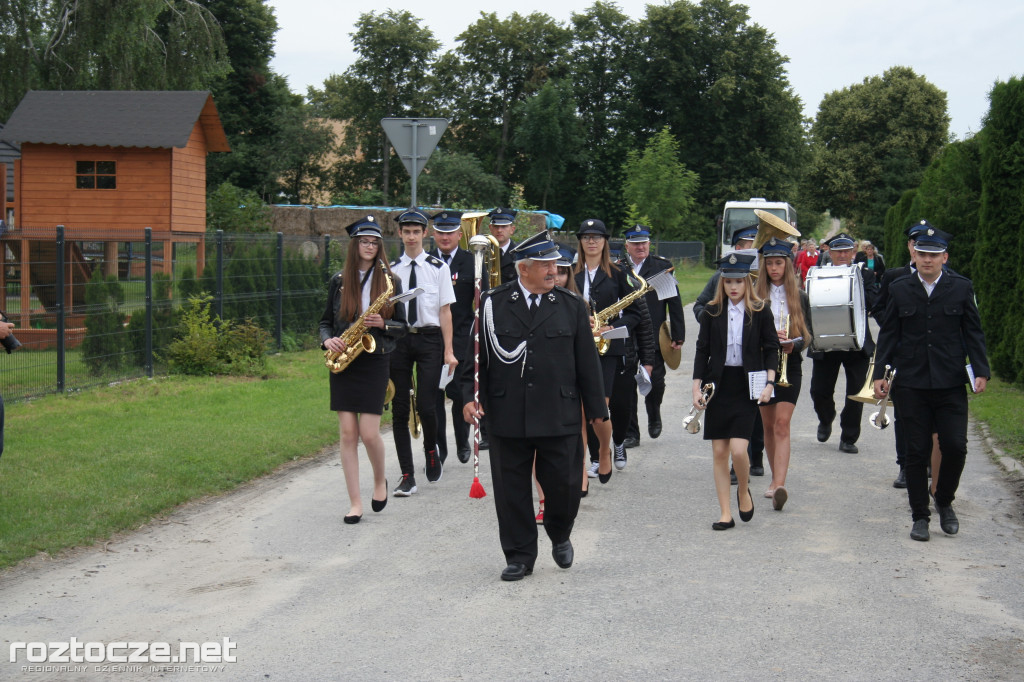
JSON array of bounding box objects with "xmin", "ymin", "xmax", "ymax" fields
[
  {"xmin": 82, "ymin": 271, "xmax": 127, "ymax": 375},
  {"xmin": 126, "ymin": 273, "xmax": 180, "ymax": 367},
  {"xmin": 163, "ymin": 294, "xmax": 270, "ymax": 376}
]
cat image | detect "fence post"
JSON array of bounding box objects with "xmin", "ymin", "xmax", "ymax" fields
[
  {"xmin": 55, "ymin": 225, "xmax": 65, "ymax": 393},
  {"xmin": 323, "ymin": 234, "xmax": 331, "ymax": 283},
  {"xmin": 215, "ymin": 229, "xmax": 224, "ymax": 320},
  {"xmin": 276, "ymin": 232, "xmax": 284, "ymax": 350},
  {"xmin": 144, "ymin": 227, "xmax": 153, "ymax": 378}
]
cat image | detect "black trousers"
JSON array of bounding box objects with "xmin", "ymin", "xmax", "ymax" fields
[
  {"xmin": 434, "ymin": 362, "xmax": 470, "ymax": 457},
  {"xmin": 894, "ymin": 386, "xmax": 968, "ymax": 522},
  {"xmin": 390, "ymin": 331, "xmax": 443, "ymax": 476},
  {"xmin": 811, "ymin": 350, "xmax": 869, "ymax": 444},
  {"xmin": 489, "ymin": 432, "xmax": 583, "ymax": 567},
  {"xmin": 609, "ymin": 356, "xmax": 636, "ymax": 445}
]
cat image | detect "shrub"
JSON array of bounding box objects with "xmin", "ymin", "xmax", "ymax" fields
[
  {"xmin": 82, "ymin": 270, "xmax": 127, "ymax": 375},
  {"xmin": 163, "ymin": 294, "xmax": 270, "ymax": 376},
  {"xmin": 126, "ymin": 273, "xmax": 179, "ymax": 367}
]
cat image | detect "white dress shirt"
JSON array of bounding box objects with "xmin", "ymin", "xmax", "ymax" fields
[
  {"xmin": 725, "ymin": 301, "xmax": 744, "ymax": 366},
  {"xmin": 918, "ymin": 271, "xmax": 942, "ymax": 297},
  {"xmin": 391, "ymin": 251, "xmax": 456, "ymax": 327}
]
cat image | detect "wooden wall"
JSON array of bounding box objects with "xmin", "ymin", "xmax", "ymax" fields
[{"xmin": 170, "ymin": 122, "xmax": 208, "ymax": 234}]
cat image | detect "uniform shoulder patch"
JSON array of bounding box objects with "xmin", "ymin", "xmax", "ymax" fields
[
  {"xmin": 390, "ymin": 259, "xmax": 400, "ymax": 268},
  {"xmin": 652, "ymin": 254, "xmax": 672, "ymax": 264},
  {"xmin": 426, "ymin": 255, "xmax": 444, "ymax": 268}
]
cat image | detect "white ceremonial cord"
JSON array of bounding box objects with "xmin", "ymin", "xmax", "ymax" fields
[{"xmin": 483, "ymin": 297, "xmax": 528, "ymax": 376}]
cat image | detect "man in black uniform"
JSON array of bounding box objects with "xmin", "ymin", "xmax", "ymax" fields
[
  {"xmin": 808, "ymin": 232, "xmax": 877, "ymax": 454},
  {"xmin": 462, "ymin": 231, "xmax": 608, "ymax": 581},
  {"xmin": 619, "ymin": 224, "xmax": 686, "ymax": 443},
  {"xmin": 487, "ymin": 207, "xmax": 519, "ymax": 284},
  {"xmin": 873, "ymin": 227, "xmax": 989, "ymax": 542},
  {"xmin": 430, "ymin": 210, "xmax": 474, "ymax": 464}
]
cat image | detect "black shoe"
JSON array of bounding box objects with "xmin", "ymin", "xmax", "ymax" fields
[
  {"xmin": 817, "ymin": 422, "xmax": 832, "ymax": 442},
  {"xmin": 712, "ymin": 519, "xmax": 735, "ymax": 530},
  {"xmin": 478, "ymin": 438, "xmax": 490, "ymax": 451},
  {"xmin": 393, "ymin": 474, "xmax": 417, "ymax": 497},
  {"xmin": 501, "ymin": 562, "xmax": 532, "ymax": 581},
  {"xmin": 739, "ymin": 487, "xmax": 754, "ymax": 522},
  {"xmin": 599, "ymin": 468, "xmax": 612, "ymax": 484},
  {"xmin": 648, "ymin": 417, "xmax": 662, "ymax": 439},
  {"xmin": 456, "ymin": 444, "xmax": 471, "ymax": 464},
  {"xmin": 552, "ymin": 540, "xmax": 574, "ymax": 569},
  {"xmin": 750, "ymin": 466, "xmax": 765, "ymax": 477},
  {"xmin": 371, "ymin": 479, "xmax": 388, "ymax": 512},
  {"xmin": 343, "ymin": 514, "xmax": 361, "ymax": 524},
  {"xmin": 910, "ymin": 519, "xmax": 930, "ymax": 541},
  {"xmin": 936, "ymin": 503, "xmax": 959, "ymax": 535},
  {"xmin": 838, "ymin": 440, "xmax": 859, "ymax": 454},
  {"xmin": 425, "ymin": 449, "xmax": 443, "ymax": 482},
  {"xmin": 893, "ymin": 468, "xmax": 907, "ymax": 489},
  {"xmin": 730, "ymin": 467, "xmax": 738, "ymax": 485},
  {"xmin": 623, "ymin": 435, "xmax": 640, "ymax": 449}
]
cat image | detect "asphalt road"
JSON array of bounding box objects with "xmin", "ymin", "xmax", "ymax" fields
[{"xmin": 2, "ymin": 308, "xmax": 1023, "ymax": 681}]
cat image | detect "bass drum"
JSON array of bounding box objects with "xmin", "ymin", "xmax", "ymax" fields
[{"xmin": 805, "ymin": 265, "xmax": 865, "ymax": 352}]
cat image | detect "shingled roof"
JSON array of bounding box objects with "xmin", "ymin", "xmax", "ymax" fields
[{"xmin": 0, "ymin": 91, "xmax": 230, "ymax": 152}]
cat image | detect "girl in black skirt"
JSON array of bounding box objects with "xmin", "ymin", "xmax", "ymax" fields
[
  {"xmin": 755, "ymin": 239, "xmax": 812, "ymax": 511},
  {"xmin": 319, "ymin": 216, "xmax": 407, "ymax": 524},
  {"xmin": 693, "ymin": 254, "xmax": 778, "ymax": 530}
]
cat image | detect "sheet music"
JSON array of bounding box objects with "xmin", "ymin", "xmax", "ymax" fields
[
  {"xmin": 439, "ymin": 363, "xmax": 456, "ymax": 390},
  {"xmin": 390, "ymin": 287, "xmax": 423, "ymax": 304},
  {"xmin": 601, "ymin": 326, "xmax": 630, "ymax": 340},
  {"xmin": 966, "ymin": 363, "xmax": 978, "ymax": 393},
  {"xmin": 748, "ymin": 370, "xmax": 775, "ymax": 401},
  {"xmin": 646, "ymin": 270, "xmax": 679, "ymax": 301},
  {"xmin": 635, "ymin": 365, "xmax": 652, "ymax": 397}
]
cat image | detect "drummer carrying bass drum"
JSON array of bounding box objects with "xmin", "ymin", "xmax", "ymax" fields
[{"xmin": 808, "ymin": 233, "xmax": 878, "ymax": 454}]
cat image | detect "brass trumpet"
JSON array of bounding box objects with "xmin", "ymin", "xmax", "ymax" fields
[
  {"xmin": 776, "ymin": 312, "xmax": 791, "ymax": 388},
  {"xmin": 683, "ymin": 382, "xmax": 716, "ymax": 434},
  {"xmin": 870, "ymin": 365, "xmax": 897, "ymax": 430}
]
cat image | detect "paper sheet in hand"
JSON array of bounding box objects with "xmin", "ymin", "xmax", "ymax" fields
[
  {"xmin": 600, "ymin": 326, "xmax": 630, "ymax": 340},
  {"xmin": 635, "ymin": 365, "xmax": 652, "ymax": 397},
  {"xmin": 748, "ymin": 370, "xmax": 775, "ymax": 401},
  {"xmin": 390, "ymin": 287, "xmax": 424, "ymax": 304},
  {"xmin": 646, "ymin": 270, "xmax": 679, "ymax": 301},
  {"xmin": 439, "ymin": 363, "xmax": 455, "ymax": 390},
  {"xmin": 966, "ymin": 363, "xmax": 978, "ymax": 393}
]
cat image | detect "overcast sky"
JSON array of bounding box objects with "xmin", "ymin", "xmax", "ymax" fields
[{"xmin": 266, "ymin": 0, "xmax": 1023, "ymax": 139}]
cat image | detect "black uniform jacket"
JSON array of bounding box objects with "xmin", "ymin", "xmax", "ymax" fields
[
  {"xmin": 871, "ymin": 264, "xmax": 912, "ymax": 319},
  {"xmin": 319, "ymin": 271, "xmax": 407, "ymax": 354},
  {"xmin": 693, "ymin": 303, "xmax": 780, "ymax": 384},
  {"xmin": 499, "ymin": 240, "xmax": 518, "ymax": 284},
  {"xmin": 873, "ymin": 271, "xmax": 990, "ymax": 390},
  {"xmin": 630, "ymin": 254, "xmax": 686, "ymax": 344},
  {"xmin": 574, "ymin": 262, "xmax": 644, "ymax": 357},
  {"xmin": 430, "ymin": 246, "xmax": 476, "ymax": 362},
  {"xmin": 461, "ymin": 282, "xmax": 608, "ymax": 439}
]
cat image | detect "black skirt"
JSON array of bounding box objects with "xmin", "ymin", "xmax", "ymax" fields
[
  {"xmin": 598, "ymin": 354, "xmax": 618, "ymax": 400},
  {"xmin": 767, "ymin": 353, "xmax": 803, "ymax": 405},
  {"xmin": 703, "ymin": 366, "xmax": 757, "ymax": 441},
  {"xmin": 329, "ymin": 350, "xmax": 390, "ymax": 414}
]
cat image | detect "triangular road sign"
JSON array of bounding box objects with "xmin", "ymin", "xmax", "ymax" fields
[{"xmin": 381, "ymin": 118, "xmax": 449, "ymax": 179}]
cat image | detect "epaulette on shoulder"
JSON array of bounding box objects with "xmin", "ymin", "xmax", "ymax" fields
[
  {"xmin": 390, "ymin": 259, "xmax": 401, "ymax": 268},
  {"xmin": 425, "ymin": 254, "xmax": 444, "ymax": 268},
  {"xmin": 490, "ymin": 281, "xmax": 515, "ymax": 294},
  {"xmin": 331, "ymin": 271, "xmax": 344, "ymax": 282},
  {"xmin": 651, "ymin": 254, "xmax": 672, "ymax": 265}
]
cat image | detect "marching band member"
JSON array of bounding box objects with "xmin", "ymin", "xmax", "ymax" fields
[
  {"xmin": 462, "ymin": 232, "xmax": 607, "ymax": 581},
  {"xmin": 693, "ymin": 253, "xmax": 778, "ymax": 530},
  {"xmin": 573, "ymin": 219, "xmax": 644, "ymax": 483},
  {"xmin": 487, "ymin": 207, "xmax": 519, "ymax": 284},
  {"xmin": 754, "ymin": 238, "xmax": 811, "ymax": 510},
  {"xmin": 873, "ymin": 227, "xmax": 989, "ymax": 542},
  {"xmin": 319, "ymin": 216, "xmax": 407, "ymax": 524},
  {"xmin": 809, "ymin": 233, "xmax": 877, "ymax": 454},
  {"xmin": 389, "ymin": 209, "xmax": 458, "ymax": 497}
]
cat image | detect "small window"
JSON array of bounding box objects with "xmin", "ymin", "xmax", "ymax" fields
[{"xmin": 76, "ymin": 160, "xmax": 116, "ymax": 189}]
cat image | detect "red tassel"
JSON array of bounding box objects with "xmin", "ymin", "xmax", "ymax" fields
[{"xmin": 469, "ymin": 476, "xmax": 487, "ymax": 499}]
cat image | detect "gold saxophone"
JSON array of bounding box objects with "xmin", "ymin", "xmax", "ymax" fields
[
  {"xmin": 324, "ymin": 261, "xmax": 394, "ymax": 373},
  {"xmin": 592, "ymin": 269, "xmax": 648, "ymax": 355}
]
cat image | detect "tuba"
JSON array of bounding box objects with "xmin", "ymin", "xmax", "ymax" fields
[
  {"xmin": 324, "ymin": 261, "xmax": 393, "ymax": 373},
  {"xmin": 459, "ymin": 212, "xmax": 502, "ymax": 289},
  {"xmin": 752, "ymin": 209, "xmax": 800, "ymax": 250},
  {"xmin": 592, "ymin": 270, "xmax": 648, "ymax": 355}
]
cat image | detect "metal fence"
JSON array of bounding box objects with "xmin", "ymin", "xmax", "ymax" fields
[{"xmin": 0, "ymin": 227, "xmax": 336, "ymax": 402}]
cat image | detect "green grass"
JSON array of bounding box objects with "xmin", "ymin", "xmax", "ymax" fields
[
  {"xmin": 674, "ymin": 262, "xmax": 715, "ymax": 305},
  {"xmin": 968, "ymin": 377, "xmax": 1024, "ymax": 463},
  {"xmin": 0, "ymin": 350, "xmax": 344, "ymax": 570}
]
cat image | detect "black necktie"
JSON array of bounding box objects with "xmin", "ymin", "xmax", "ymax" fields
[
  {"xmin": 443, "ymin": 253, "xmax": 451, "ymax": 265},
  {"xmin": 407, "ymin": 261, "xmax": 418, "ymax": 326},
  {"xmin": 529, "ymin": 293, "xmax": 539, "ymax": 314}
]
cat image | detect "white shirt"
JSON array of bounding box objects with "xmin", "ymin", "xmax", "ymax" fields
[
  {"xmin": 437, "ymin": 245, "xmax": 459, "ymax": 265},
  {"xmin": 357, "ymin": 268, "xmax": 372, "ymax": 313},
  {"xmin": 725, "ymin": 301, "xmax": 744, "ymax": 366},
  {"xmin": 391, "ymin": 251, "xmax": 456, "ymax": 328},
  {"xmin": 629, "ymin": 256, "xmax": 646, "ymax": 273},
  {"xmin": 517, "ymin": 280, "xmax": 543, "ymax": 309},
  {"xmin": 918, "ymin": 271, "xmax": 942, "ymax": 297},
  {"xmin": 582, "ymin": 265, "xmax": 600, "ymax": 302},
  {"xmin": 770, "ymin": 283, "xmax": 788, "ymax": 322}
]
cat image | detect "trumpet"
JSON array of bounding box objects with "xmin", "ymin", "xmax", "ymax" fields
[
  {"xmin": 683, "ymin": 382, "xmax": 716, "ymax": 434},
  {"xmin": 409, "ymin": 371, "xmax": 422, "ymax": 439},
  {"xmin": 870, "ymin": 365, "xmax": 896, "ymax": 430},
  {"xmin": 776, "ymin": 312, "xmax": 791, "ymax": 388}
]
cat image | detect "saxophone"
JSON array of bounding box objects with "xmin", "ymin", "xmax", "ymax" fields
[
  {"xmin": 591, "ymin": 269, "xmax": 648, "ymax": 355},
  {"xmin": 324, "ymin": 261, "xmax": 394, "ymax": 374}
]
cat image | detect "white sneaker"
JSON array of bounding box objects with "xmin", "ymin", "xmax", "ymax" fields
[
  {"xmin": 587, "ymin": 460, "xmax": 600, "ymax": 478},
  {"xmin": 613, "ymin": 442, "xmax": 627, "ymax": 471}
]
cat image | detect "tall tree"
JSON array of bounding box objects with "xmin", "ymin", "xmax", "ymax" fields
[
  {"xmin": 621, "ymin": 126, "xmax": 700, "ymax": 239},
  {"xmin": 512, "ymin": 79, "xmax": 583, "ymax": 210},
  {"xmin": 417, "ymin": 149, "xmax": 506, "ymax": 208},
  {"xmin": 803, "ymin": 66, "xmax": 949, "ymax": 245},
  {"xmin": 308, "ymin": 10, "xmax": 439, "ymax": 203},
  {"xmin": 435, "ymin": 11, "xmax": 571, "ymax": 183}
]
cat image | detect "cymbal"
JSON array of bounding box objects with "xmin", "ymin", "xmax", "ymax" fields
[{"xmin": 659, "ymin": 320, "xmax": 680, "ymax": 370}]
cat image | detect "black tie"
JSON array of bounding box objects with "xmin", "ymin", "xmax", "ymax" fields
[
  {"xmin": 407, "ymin": 261, "xmax": 418, "ymax": 326},
  {"xmin": 529, "ymin": 293, "xmax": 539, "ymax": 313},
  {"xmin": 443, "ymin": 253, "xmax": 451, "ymax": 265}
]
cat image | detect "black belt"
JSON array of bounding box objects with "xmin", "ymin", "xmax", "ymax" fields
[{"xmin": 407, "ymin": 326, "xmax": 440, "ymax": 335}]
